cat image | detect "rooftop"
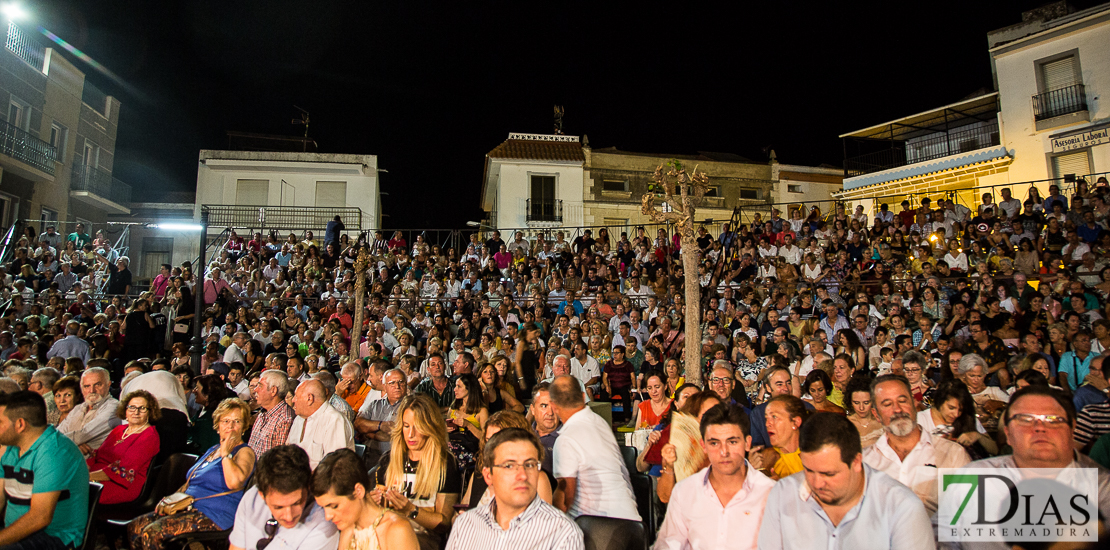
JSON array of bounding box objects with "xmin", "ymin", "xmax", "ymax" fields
[
  {"xmin": 485, "ymin": 133, "xmax": 585, "ymax": 162},
  {"xmin": 591, "ymin": 147, "xmax": 756, "ymax": 164},
  {"xmin": 988, "ymin": 1, "xmax": 1110, "ymax": 50}
]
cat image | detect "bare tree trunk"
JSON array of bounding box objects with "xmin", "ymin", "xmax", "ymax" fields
[
  {"xmin": 681, "ymin": 236, "xmax": 703, "ymax": 386},
  {"xmin": 351, "ymin": 249, "xmax": 369, "ymax": 352}
]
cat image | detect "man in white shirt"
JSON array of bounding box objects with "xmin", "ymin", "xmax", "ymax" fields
[
  {"xmin": 778, "ymin": 234, "xmax": 802, "ymax": 266},
  {"xmin": 654, "ymin": 404, "xmax": 775, "ymax": 550},
  {"xmin": 549, "ymin": 376, "xmax": 639, "ymax": 522},
  {"xmin": 286, "ymin": 379, "xmax": 355, "ymax": 469},
  {"xmin": 57, "ymin": 367, "xmax": 121, "ymax": 457},
  {"xmin": 569, "ymin": 342, "xmax": 600, "ymax": 390},
  {"xmin": 862, "ymin": 375, "xmax": 969, "ymax": 523},
  {"xmin": 997, "ymin": 187, "xmax": 1022, "ymax": 220},
  {"xmin": 227, "ymin": 363, "xmax": 250, "ymax": 401},
  {"xmin": 223, "ymin": 332, "xmax": 249, "ymax": 364},
  {"xmin": 627, "ymin": 310, "xmax": 650, "ymax": 347}
]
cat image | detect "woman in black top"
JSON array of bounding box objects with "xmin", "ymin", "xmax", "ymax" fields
[
  {"xmin": 514, "ymin": 323, "xmax": 542, "ymax": 398},
  {"xmin": 124, "ymin": 299, "xmax": 156, "ymax": 361}
]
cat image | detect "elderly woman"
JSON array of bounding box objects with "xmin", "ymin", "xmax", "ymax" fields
[
  {"xmin": 957, "ymin": 353, "xmax": 1009, "ymax": 432},
  {"xmin": 88, "ymin": 390, "xmax": 161, "ymax": 504},
  {"xmin": 52, "ymin": 376, "xmax": 84, "ymax": 425},
  {"xmin": 128, "ymin": 398, "xmax": 256, "ymax": 550}
]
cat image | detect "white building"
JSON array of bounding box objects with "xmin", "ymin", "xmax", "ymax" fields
[
  {"xmin": 836, "ymin": 1, "xmax": 1109, "ymax": 212},
  {"xmin": 195, "ymin": 150, "xmax": 380, "ymax": 232},
  {"xmin": 480, "ymin": 133, "xmax": 586, "ymax": 231}
]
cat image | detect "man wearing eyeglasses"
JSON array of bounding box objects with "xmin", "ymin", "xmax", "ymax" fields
[
  {"xmin": 355, "ymin": 368, "xmax": 408, "ymax": 466},
  {"xmin": 945, "ymin": 386, "xmax": 1110, "ymax": 548},
  {"xmin": 447, "ymin": 428, "xmax": 583, "ymax": 549},
  {"xmin": 230, "ymin": 445, "xmax": 339, "ymax": 550}
]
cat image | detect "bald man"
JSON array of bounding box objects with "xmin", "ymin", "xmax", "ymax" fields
[{"xmin": 286, "ymin": 379, "xmax": 355, "ymax": 468}]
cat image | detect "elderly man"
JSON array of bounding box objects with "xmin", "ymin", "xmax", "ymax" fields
[
  {"xmin": 45, "ymin": 322, "xmax": 90, "ymax": 365},
  {"xmin": 224, "ymin": 332, "xmax": 250, "ymax": 365},
  {"xmin": 312, "ymin": 372, "xmax": 356, "ymax": 424},
  {"xmin": 945, "ymin": 386, "xmax": 1110, "ymax": 549},
  {"xmin": 655, "ymin": 404, "xmax": 775, "ymax": 550},
  {"xmin": 758, "ymin": 413, "xmax": 933, "ymax": 550},
  {"xmin": 248, "ymin": 370, "xmax": 296, "ymax": 457},
  {"xmin": 229, "ymin": 445, "xmax": 338, "ymax": 550},
  {"xmin": 57, "ymin": 367, "xmax": 120, "ymax": 457},
  {"xmin": 338, "ymin": 362, "xmax": 371, "ymax": 412},
  {"xmin": 355, "ymin": 368, "xmax": 409, "ymax": 467},
  {"xmin": 549, "ymin": 376, "xmax": 640, "ymax": 521},
  {"xmin": 541, "ymin": 355, "xmax": 590, "ymax": 403},
  {"xmin": 530, "ymin": 381, "xmax": 561, "ymax": 477},
  {"xmin": 28, "ymin": 368, "xmax": 61, "ymax": 425},
  {"xmin": 447, "ymin": 428, "xmax": 583, "ymax": 550},
  {"xmin": 287, "ymin": 379, "xmax": 354, "ymax": 468},
  {"xmin": 414, "ymin": 355, "xmax": 453, "ymax": 409},
  {"xmin": 862, "ymin": 375, "xmax": 969, "ymax": 525}
]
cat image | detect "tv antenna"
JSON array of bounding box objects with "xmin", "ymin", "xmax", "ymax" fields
[{"xmin": 292, "ymin": 106, "xmax": 311, "ymax": 152}]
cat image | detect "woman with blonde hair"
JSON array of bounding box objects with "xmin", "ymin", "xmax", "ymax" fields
[{"xmin": 371, "ymin": 394, "xmax": 459, "ymax": 550}]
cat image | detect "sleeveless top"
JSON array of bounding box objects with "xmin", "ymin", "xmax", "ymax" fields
[
  {"xmin": 186, "ymin": 443, "xmax": 250, "ymax": 530},
  {"xmin": 485, "ymin": 388, "xmax": 505, "ymax": 415},
  {"xmin": 347, "ymin": 508, "xmax": 387, "ymax": 550},
  {"xmin": 519, "ymin": 349, "xmax": 539, "ymax": 397},
  {"xmin": 449, "ymin": 409, "xmax": 481, "ymax": 430}
]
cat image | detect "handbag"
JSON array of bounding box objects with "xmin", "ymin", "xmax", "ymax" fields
[
  {"xmin": 158, "ymin": 450, "xmax": 241, "ymax": 515},
  {"xmin": 173, "ymin": 322, "xmax": 190, "ymax": 334}
]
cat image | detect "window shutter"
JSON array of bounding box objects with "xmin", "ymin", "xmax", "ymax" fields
[
  {"xmin": 314, "ymin": 181, "xmax": 347, "ymax": 207},
  {"xmin": 1052, "ymin": 151, "xmax": 1090, "ymax": 180},
  {"xmin": 1042, "ymin": 57, "xmax": 1076, "ymax": 91},
  {"xmin": 236, "ymin": 179, "xmax": 269, "ymax": 205}
]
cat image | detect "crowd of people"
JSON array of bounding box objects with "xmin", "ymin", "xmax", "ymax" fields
[{"xmin": 1, "ymin": 178, "xmax": 1110, "ymax": 549}]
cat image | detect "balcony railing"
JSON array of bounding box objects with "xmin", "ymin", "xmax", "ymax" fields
[
  {"xmin": 527, "ymin": 198, "xmax": 562, "ymax": 223},
  {"xmin": 844, "ymin": 122, "xmax": 1000, "ymax": 178},
  {"xmin": 71, "ymin": 163, "xmax": 131, "ymax": 206},
  {"xmin": 1033, "ymin": 84, "xmax": 1087, "ymax": 121},
  {"xmin": 0, "ymin": 118, "xmax": 57, "ymax": 175},
  {"xmin": 5, "ymin": 21, "xmax": 44, "ymax": 72}
]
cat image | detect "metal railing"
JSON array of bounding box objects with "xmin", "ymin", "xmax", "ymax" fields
[
  {"xmin": 844, "ymin": 123, "xmax": 1000, "ymax": 177},
  {"xmin": 203, "ymin": 206, "xmax": 364, "ymax": 232},
  {"xmin": 0, "ymin": 118, "xmax": 57, "ymax": 175},
  {"xmin": 526, "ymin": 199, "xmax": 562, "ymax": 223},
  {"xmin": 71, "ymin": 163, "xmax": 132, "ymax": 205},
  {"xmin": 1033, "ymin": 83, "xmax": 1087, "ymax": 121},
  {"xmin": 5, "ymin": 21, "xmax": 44, "ymax": 72}
]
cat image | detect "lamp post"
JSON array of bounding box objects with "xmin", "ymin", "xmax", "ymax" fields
[{"xmin": 190, "ymin": 209, "xmax": 209, "ymax": 370}]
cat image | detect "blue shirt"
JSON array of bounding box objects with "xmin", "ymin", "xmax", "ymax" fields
[
  {"xmin": 758, "ymin": 464, "xmax": 934, "ymax": 550},
  {"xmin": 1058, "ymin": 351, "xmax": 1099, "ymax": 391},
  {"xmin": 187, "ymin": 444, "xmax": 250, "ymax": 530},
  {"xmin": 1073, "ymin": 384, "xmax": 1108, "ymax": 414},
  {"xmin": 0, "ymin": 425, "xmax": 89, "ymax": 547},
  {"xmin": 749, "ymin": 400, "xmax": 815, "ymax": 448},
  {"xmin": 556, "ymin": 300, "xmax": 584, "ymax": 317}
]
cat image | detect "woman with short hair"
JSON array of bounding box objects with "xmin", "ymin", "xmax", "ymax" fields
[
  {"xmin": 88, "ymin": 390, "xmax": 161, "ymax": 504},
  {"xmin": 313, "ymin": 449, "xmax": 418, "ymax": 550}
]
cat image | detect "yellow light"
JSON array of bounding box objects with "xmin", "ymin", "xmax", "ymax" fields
[
  {"xmin": 929, "ymin": 235, "xmax": 938, "ymax": 242},
  {"xmin": 958, "ymin": 249, "xmax": 963, "ymax": 253}
]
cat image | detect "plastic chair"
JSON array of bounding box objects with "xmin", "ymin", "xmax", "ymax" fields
[
  {"xmin": 629, "ymin": 474, "xmax": 656, "ymax": 545},
  {"xmin": 619, "ymin": 445, "xmax": 638, "ymax": 475},
  {"xmin": 80, "ymin": 482, "xmax": 103, "ymax": 550},
  {"xmin": 355, "ymin": 443, "xmax": 366, "ymax": 459},
  {"xmin": 104, "ymin": 453, "xmax": 198, "ymax": 550},
  {"xmin": 575, "ymin": 514, "xmax": 646, "ymax": 550}
]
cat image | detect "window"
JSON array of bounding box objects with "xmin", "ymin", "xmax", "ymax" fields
[
  {"xmin": 7, "ymin": 98, "xmax": 28, "ymax": 131},
  {"xmin": 236, "ymin": 179, "xmax": 269, "ymax": 205},
  {"xmin": 314, "ymin": 181, "xmax": 347, "ymax": 207},
  {"xmin": 602, "ymin": 179, "xmax": 628, "ymax": 192},
  {"xmin": 140, "ymin": 237, "xmax": 174, "ymax": 281},
  {"xmin": 739, "ymin": 189, "xmax": 759, "ymax": 200},
  {"xmin": 83, "ymin": 140, "xmax": 100, "ymax": 168},
  {"xmin": 1033, "ymin": 52, "xmax": 1086, "ymax": 123},
  {"xmin": 49, "ymin": 123, "xmax": 67, "ymax": 157},
  {"xmin": 40, "ymin": 207, "xmax": 58, "ymax": 228},
  {"xmin": 705, "ymin": 186, "xmax": 720, "ymax": 197},
  {"xmin": 0, "ymin": 192, "xmax": 15, "ymax": 229},
  {"xmin": 788, "ymin": 184, "xmax": 803, "ymax": 193},
  {"xmin": 529, "ymin": 175, "xmax": 559, "ymax": 222},
  {"xmin": 1041, "ymin": 56, "xmax": 1077, "ymax": 92},
  {"xmin": 1051, "ymin": 150, "xmax": 1091, "ymax": 181}
]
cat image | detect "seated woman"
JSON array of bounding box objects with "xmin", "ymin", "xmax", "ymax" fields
[
  {"xmin": 88, "ymin": 390, "xmax": 161, "ymax": 504},
  {"xmin": 372, "ymin": 394, "xmax": 460, "ymax": 550},
  {"xmin": 917, "ymin": 380, "xmax": 997, "ymax": 459},
  {"xmin": 845, "ymin": 374, "xmax": 884, "ymax": 448},
  {"xmin": 749, "ymin": 395, "xmax": 809, "ymax": 480},
  {"xmin": 803, "ymin": 370, "xmax": 846, "ymax": 415},
  {"xmin": 129, "ymin": 398, "xmax": 256, "ymax": 550},
  {"xmin": 632, "ymin": 371, "xmax": 672, "ymax": 430},
  {"xmin": 123, "ymin": 370, "xmax": 191, "ymax": 464},
  {"xmin": 51, "ymin": 376, "xmax": 83, "ymax": 425},
  {"xmin": 476, "ymin": 362, "xmax": 524, "ymax": 415},
  {"xmin": 461, "ymin": 410, "xmax": 553, "ymax": 509},
  {"xmin": 187, "ymin": 375, "xmax": 231, "ymax": 453},
  {"xmin": 312, "ymin": 449, "xmax": 418, "ymax": 550},
  {"xmin": 446, "ymin": 374, "xmax": 488, "ymax": 475}
]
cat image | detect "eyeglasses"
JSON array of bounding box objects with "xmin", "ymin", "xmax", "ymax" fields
[
  {"xmin": 1008, "ymin": 414, "xmax": 1069, "ymax": 428},
  {"xmin": 903, "ymin": 367, "xmax": 922, "ymax": 374},
  {"xmin": 256, "ymin": 518, "xmax": 279, "ymax": 550},
  {"xmin": 708, "ymin": 377, "xmax": 731, "ymax": 385},
  {"xmin": 492, "ymin": 460, "xmax": 541, "ymax": 473},
  {"xmin": 126, "ymin": 405, "xmax": 149, "ymax": 412}
]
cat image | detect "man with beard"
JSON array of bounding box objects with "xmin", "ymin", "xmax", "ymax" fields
[
  {"xmin": 758, "ymin": 413, "xmax": 932, "ymax": 550},
  {"xmin": 862, "ymin": 375, "xmax": 969, "ymax": 525}
]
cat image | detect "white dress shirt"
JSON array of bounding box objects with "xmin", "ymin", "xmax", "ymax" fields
[
  {"xmin": 552, "ymin": 407, "xmax": 640, "ymax": 522},
  {"xmin": 287, "ymin": 402, "xmax": 355, "ymax": 469},
  {"xmin": 569, "ymin": 356, "xmax": 600, "ymax": 385},
  {"xmin": 57, "ymin": 396, "xmax": 122, "ymax": 456},
  {"xmin": 653, "ymin": 463, "xmax": 775, "ymax": 550},
  {"xmin": 862, "ymin": 428, "xmax": 971, "ymax": 519}
]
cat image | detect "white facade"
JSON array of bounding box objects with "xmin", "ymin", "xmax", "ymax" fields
[
  {"xmin": 481, "ymin": 133, "xmax": 585, "ymax": 231},
  {"xmin": 991, "ymin": 2, "xmax": 1110, "ymax": 191},
  {"xmin": 195, "ymin": 150, "xmax": 380, "ymax": 231},
  {"xmin": 771, "ymin": 162, "xmax": 844, "ymax": 206}
]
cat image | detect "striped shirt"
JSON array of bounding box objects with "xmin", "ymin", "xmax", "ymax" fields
[
  {"xmin": 446, "ymin": 494, "xmax": 583, "ymax": 550},
  {"xmin": 1075, "ymin": 401, "xmax": 1110, "ymax": 447}
]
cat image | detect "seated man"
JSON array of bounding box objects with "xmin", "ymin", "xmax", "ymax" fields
[
  {"xmin": 354, "ymin": 368, "xmax": 408, "ymax": 467},
  {"xmin": 229, "ymin": 445, "xmax": 339, "ymax": 550},
  {"xmin": 287, "ymin": 380, "xmax": 355, "ymax": 469},
  {"xmin": 57, "ymin": 367, "xmax": 120, "ymax": 457},
  {"xmin": 0, "ymin": 391, "xmax": 89, "ymax": 550},
  {"xmin": 447, "ymin": 428, "xmax": 583, "ymax": 550}
]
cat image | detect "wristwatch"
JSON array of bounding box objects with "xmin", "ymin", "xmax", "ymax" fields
[{"xmin": 408, "ymin": 506, "xmax": 419, "ymax": 520}]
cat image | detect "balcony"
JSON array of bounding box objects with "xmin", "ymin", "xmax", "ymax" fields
[
  {"xmin": 70, "ymin": 163, "xmax": 131, "ymax": 214},
  {"xmin": 526, "ymin": 198, "xmax": 562, "ymax": 223},
  {"xmin": 1033, "ymin": 84, "xmax": 1088, "ymax": 127},
  {"xmin": 844, "ymin": 122, "xmax": 1000, "ymax": 177},
  {"xmin": 0, "ymin": 118, "xmax": 57, "ymax": 177},
  {"xmin": 5, "ymin": 21, "xmax": 45, "ymax": 73}
]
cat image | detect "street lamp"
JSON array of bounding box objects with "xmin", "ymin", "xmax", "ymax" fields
[{"xmin": 1, "ymin": 3, "xmax": 27, "ymax": 21}]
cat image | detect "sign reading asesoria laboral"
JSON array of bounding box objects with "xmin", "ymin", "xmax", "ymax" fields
[
  {"xmin": 1051, "ymin": 124, "xmax": 1110, "ymax": 153},
  {"xmin": 938, "ymin": 468, "xmax": 1098, "ymax": 543}
]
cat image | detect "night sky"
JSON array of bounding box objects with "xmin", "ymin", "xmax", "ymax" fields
[{"xmin": 29, "ymin": 0, "xmax": 1103, "ymax": 228}]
